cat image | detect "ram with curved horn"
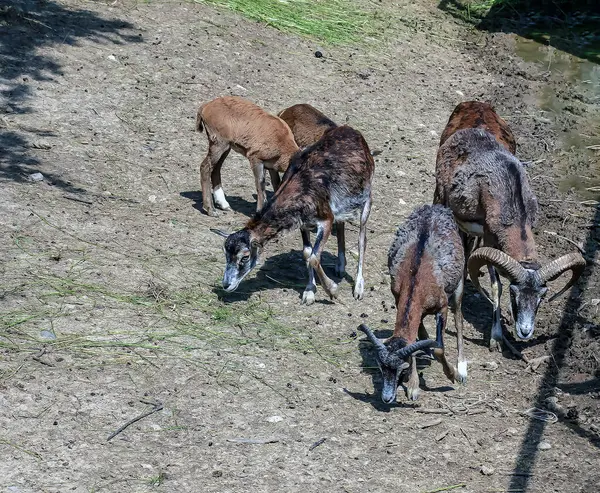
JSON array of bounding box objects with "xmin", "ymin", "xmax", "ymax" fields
[
  {"xmin": 434, "ymin": 101, "xmax": 587, "ymax": 351},
  {"xmin": 359, "ymin": 205, "xmax": 466, "ymax": 403}
]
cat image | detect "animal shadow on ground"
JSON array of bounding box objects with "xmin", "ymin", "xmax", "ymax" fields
[
  {"xmin": 180, "ymin": 191, "xmax": 271, "ymax": 219},
  {"xmin": 0, "ymin": 0, "xmax": 140, "ymax": 189},
  {"xmin": 213, "ymin": 247, "xmax": 352, "ymax": 304},
  {"xmin": 457, "ymin": 279, "xmax": 551, "ymax": 356},
  {"xmin": 347, "ymin": 327, "xmax": 454, "ymax": 412}
]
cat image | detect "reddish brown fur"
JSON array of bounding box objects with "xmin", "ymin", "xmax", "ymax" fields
[
  {"xmin": 277, "ymin": 104, "xmax": 337, "ymax": 148},
  {"xmin": 391, "ymin": 249, "xmax": 446, "ymax": 344},
  {"xmin": 439, "ymin": 101, "xmax": 516, "ymax": 154},
  {"xmin": 196, "ymin": 96, "xmax": 299, "ymax": 216}
]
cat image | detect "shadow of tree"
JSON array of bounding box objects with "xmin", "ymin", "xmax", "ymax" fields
[
  {"xmin": 0, "ymin": 0, "xmax": 140, "ymax": 188},
  {"xmin": 507, "ymin": 203, "xmax": 600, "ymax": 490},
  {"xmin": 438, "ymin": 0, "xmax": 600, "ymax": 64}
]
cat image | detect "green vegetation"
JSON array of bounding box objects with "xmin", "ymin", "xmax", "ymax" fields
[
  {"xmin": 199, "ymin": 0, "xmax": 383, "ymax": 45},
  {"xmin": 441, "ymin": 0, "xmax": 600, "ymax": 62}
]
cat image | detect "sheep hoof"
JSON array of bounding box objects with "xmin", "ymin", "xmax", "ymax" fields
[
  {"xmin": 327, "ymin": 282, "xmax": 339, "ymax": 299},
  {"xmin": 489, "ymin": 337, "xmax": 502, "ymax": 352},
  {"xmin": 457, "ymin": 361, "xmax": 468, "ymax": 384},
  {"xmin": 302, "ymin": 290, "xmax": 315, "ymax": 305},
  {"xmin": 353, "ymin": 279, "xmax": 364, "ymax": 300},
  {"xmin": 204, "ymin": 208, "xmax": 219, "ymax": 217},
  {"xmin": 407, "ymin": 386, "xmax": 420, "ymax": 401}
]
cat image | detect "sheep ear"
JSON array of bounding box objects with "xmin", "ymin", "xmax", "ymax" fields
[{"xmin": 210, "ymin": 228, "xmax": 230, "ymax": 239}]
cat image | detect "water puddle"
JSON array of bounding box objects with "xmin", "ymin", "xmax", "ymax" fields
[{"xmin": 515, "ymin": 36, "xmax": 599, "ymax": 202}]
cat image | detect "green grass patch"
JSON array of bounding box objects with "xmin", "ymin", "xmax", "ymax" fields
[{"xmin": 199, "ymin": 0, "xmax": 383, "ymax": 45}]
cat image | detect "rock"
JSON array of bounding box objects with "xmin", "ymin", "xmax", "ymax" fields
[
  {"xmin": 456, "ymin": 90, "xmax": 465, "ymax": 97},
  {"xmin": 480, "ymin": 465, "xmax": 495, "ymax": 476},
  {"xmin": 538, "ymin": 441, "xmax": 552, "ymax": 450},
  {"xmin": 39, "ymin": 330, "xmax": 56, "ymax": 340},
  {"xmin": 28, "ymin": 172, "xmax": 44, "ymax": 182},
  {"xmin": 314, "ymin": 50, "xmax": 323, "ymax": 58},
  {"xmin": 482, "ymin": 361, "xmax": 499, "ymax": 371},
  {"xmin": 266, "ymin": 415, "xmax": 283, "ymax": 423},
  {"xmin": 107, "ymin": 54, "xmax": 117, "ymax": 62},
  {"xmin": 399, "ymin": 198, "xmax": 406, "ymax": 205}
]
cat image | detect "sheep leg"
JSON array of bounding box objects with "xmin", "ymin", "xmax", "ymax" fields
[
  {"xmin": 433, "ymin": 306, "xmax": 458, "ymax": 383},
  {"xmin": 308, "ymin": 219, "xmax": 338, "ymax": 299},
  {"xmin": 354, "ymin": 195, "xmax": 372, "ymax": 300},
  {"xmin": 268, "ymin": 168, "xmax": 282, "ymax": 192},
  {"xmin": 211, "ymin": 147, "xmax": 232, "ymax": 211},
  {"xmin": 454, "ymin": 277, "xmax": 467, "ymax": 383},
  {"xmin": 249, "ymin": 157, "xmax": 267, "ymax": 212},
  {"xmin": 406, "ymin": 355, "xmax": 420, "ymax": 401},
  {"xmin": 488, "ymin": 266, "xmax": 503, "ymax": 352},
  {"xmin": 335, "ymin": 222, "xmax": 346, "ymax": 277},
  {"xmin": 201, "ymin": 140, "xmax": 230, "ymax": 217},
  {"xmin": 301, "ymin": 227, "xmax": 317, "ymax": 305}
]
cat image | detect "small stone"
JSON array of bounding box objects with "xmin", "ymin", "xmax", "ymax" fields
[
  {"xmin": 482, "ymin": 361, "xmax": 498, "ymax": 371},
  {"xmin": 148, "ymin": 194, "xmax": 157, "ymax": 203},
  {"xmin": 455, "ymin": 90, "xmax": 465, "ymax": 97},
  {"xmin": 314, "ymin": 50, "xmax": 323, "ymax": 58},
  {"xmin": 39, "ymin": 330, "xmax": 56, "ymax": 340},
  {"xmin": 399, "ymin": 198, "xmax": 406, "ymax": 205},
  {"xmin": 538, "ymin": 441, "xmax": 552, "ymax": 450},
  {"xmin": 107, "ymin": 54, "xmax": 117, "ymax": 61},
  {"xmin": 212, "ymin": 470, "xmax": 223, "ymax": 477},
  {"xmin": 480, "ymin": 465, "xmax": 495, "ymax": 476},
  {"xmin": 28, "ymin": 172, "xmax": 44, "ymax": 182},
  {"xmin": 266, "ymin": 415, "xmax": 283, "ymax": 423}
]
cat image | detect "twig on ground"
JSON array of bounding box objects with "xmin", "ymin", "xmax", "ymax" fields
[
  {"xmin": 63, "ymin": 195, "xmax": 93, "ymax": 206},
  {"xmin": 421, "ymin": 484, "xmax": 466, "ymax": 493},
  {"xmin": 420, "ymin": 418, "xmax": 443, "ymax": 429},
  {"xmin": 226, "ymin": 438, "xmax": 279, "ymax": 444},
  {"xmin": 107, "ymin": 399, "xmax": 163, "ymax": 441},
  {"xmin": 32, "ymin": 347, "xmax": 54, "ymax": 367},
  {"xmin": 543, "ymin": 230, "xmax": 585, "ymax": 255},
  {"xmin": 308, "ymin": 437, "xmax": 326, "ymax": 451},
  {"xmin": 435, "ymin": 429, "xmax": 450, "ymax": 441},
  {"xmin": 415, "ymin": 408, "xmax": 453, "ymax": 415}
]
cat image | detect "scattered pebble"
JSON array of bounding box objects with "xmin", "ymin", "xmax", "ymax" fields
[
  {"xmin": 148, "ymin": 194, "xmax": 157, "ymax": 203},
  {"xmin": 107, "ymin": 54, "xmax": 117, "ymax": 62},
  {"xmin": 538, "ymin": 441, "xmax": 552, "ymax": 450},
  {"xmin": 314, "ymin": 50, "xmax": 323, "ymax": 58},
  {"xmin": 482, "ymin": 361, "xmax": 499, "ymax": 371},
  {"xmin": 28, "ymin": 172, "xmax": 44, "ymax": 182},
  {"xmin": 39, "ymin": 330, "xmax": 56, "ymax": 340},
  {"xmin": 399, "ymin": 198, "xmax": 406, "ymax": 205},
  {"xmin": 456, "ymin": 90, "xmax": 465, "ymax": 97},
  {"xmin": 266, "ymin": 415, "xmax": 283, "ymax": 423},
  {"xmin": 480, "ymin": 465, "xmax": 495, "ymax": 476}
]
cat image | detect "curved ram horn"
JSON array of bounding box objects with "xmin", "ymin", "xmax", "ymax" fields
[
  {"xmin": 468, "ymin": 247, "xmax": 527, "ymax": 302},
  {"xmin": 538, "ymin": 252, "xmax": 587, "ymax": 302},
  {"xmin": 210, "ymin": 228, "xmax": 231, "ymax": 238},
  {"xmin": 397, "ymin": 339, "xmax": 439, "ymax": 360},
  {"xmin": 358, "ymin": 324, "xmax": 386, "ymax": 350},
  {"xmin": 358, "ymin": 324, "xmax": 389, "ymax": 360}
]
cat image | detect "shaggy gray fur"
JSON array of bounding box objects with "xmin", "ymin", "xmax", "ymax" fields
[
  {"xmin": 442, "ymin": 129, "xmax": 538, "ymax": 228},
  {"xmin": 388, "ymin": 204, "xmax": 464, "ymax": 295}
]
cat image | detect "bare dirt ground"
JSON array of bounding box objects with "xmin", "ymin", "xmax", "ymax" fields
[{"xmin": 1, "ymin": 1, "xmax": 599, "ymax": 492}]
